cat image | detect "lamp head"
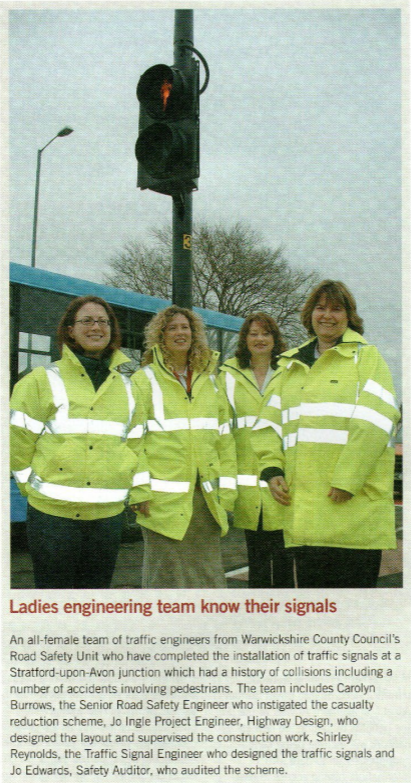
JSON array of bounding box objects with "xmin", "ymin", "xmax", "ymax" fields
[{"xmin": 57, "ymin": 127, "xmax": 74, "ymax": 137}]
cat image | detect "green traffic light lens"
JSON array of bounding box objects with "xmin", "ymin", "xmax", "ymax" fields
[{"xmin": 136, "ymin": 124, "xmax": 185, "ymax": 176}]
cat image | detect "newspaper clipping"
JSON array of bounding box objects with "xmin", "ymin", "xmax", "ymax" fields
[{"xmin": 3, "ymin": 1, "xmax": 410, "ymax": 782}]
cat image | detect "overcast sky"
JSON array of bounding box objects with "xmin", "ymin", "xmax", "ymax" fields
[{"xmin": 7, "ymin": 3, "xmax": 403, "ymax": 394}]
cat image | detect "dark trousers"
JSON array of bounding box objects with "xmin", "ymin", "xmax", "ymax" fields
[
  {"xmin": 294, "ymin": 546, "xmax": 382, "ymax": 588},
  {"xmin": 26, "ymin": 505, "xmax": 124, "ymax": 589},
  {"xmin": 245, "ymin": 525, "xmax": 295, "ymax": 588}
]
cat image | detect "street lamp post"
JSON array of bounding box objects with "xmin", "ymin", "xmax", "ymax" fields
[{"xmin": 30, "ymin": 126, "xmax": 74, "ymax": 268}]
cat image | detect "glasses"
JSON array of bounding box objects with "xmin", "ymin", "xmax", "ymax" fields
[{"xmin": 74, "ymin": 317, "xmax": 111, "ymax": 327}]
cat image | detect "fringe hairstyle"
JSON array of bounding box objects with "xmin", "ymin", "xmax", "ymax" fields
[
  {"xmin": 301, "ymin": 280, "xmax": 364, "ymax": 336},
  {"xmin": 57, "ymin": 296, "xmax": 122, "ymax": 356},
  {"xmin": 142, "ymin": 305, "xmax": 212, "ymax": 372},
  {"xmin": 235, "ymin": 312, "xmax": 287, "ymax": 369}
]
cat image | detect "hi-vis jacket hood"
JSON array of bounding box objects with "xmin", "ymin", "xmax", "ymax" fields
[
  {"xmin": 131, "ymin": 345, "xmax": 237, "ymax": 540},
  {"xmin": 218, "ymin": 357, "xmax": 283, "ymax": 531},
  {"xmin": 10, "ymin": 345, "xmax": 146, "ymax": 520},
  {"xmin": 251, "ymin": 329, "xmax": 400, "ymax": 549}
]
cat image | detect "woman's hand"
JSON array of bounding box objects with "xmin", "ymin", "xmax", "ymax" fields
[
  {"xmin": 129, "ymin": 501, "xmax": 150, "ymax": 517},
  {"xmin": 268, "ymin": 476, "xmax": 291, "ymax": 506},
  {"xmin": 328, "ymin": 487, "xmax": 353, "ymax": 503}
]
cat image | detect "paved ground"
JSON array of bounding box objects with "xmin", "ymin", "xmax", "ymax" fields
[{"xmin": 10, "ymin": 505, "xmax": 402, "ymax": 589}]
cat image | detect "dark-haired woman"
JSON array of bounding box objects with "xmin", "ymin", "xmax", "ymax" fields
[
  {"xmin": 10, "ymin": 296, "xmax": 146, "ymax": 588},
  {"xmin": 252, "ymin": 281, "xmax": 400, "ymax": 588},
  {"xmin": 219, "ymin": 313, "xmax": 295, "ymax": 588}
]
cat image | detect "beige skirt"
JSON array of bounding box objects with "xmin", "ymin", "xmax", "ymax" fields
[{"xmin": 141, "ymin": 487, "xmax": 227, "ymax": 589}]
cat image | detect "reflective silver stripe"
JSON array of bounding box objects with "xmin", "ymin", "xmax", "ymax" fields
[
  {"xmin": 191, "ymin": 418, "xmax": 219, "ymax": 430},
  {"xmin": 144, "ymin": 366, "xmax": 165, "ymax": 421},
  {"xmin": 352, "ymin": 405, "xmax": 394, "ymax": 434},
  {"xmin": 120, "ymin": 374, "xmax": 136, "ymax": 432},
  {"xmin": 363, "ymin": 379, "xmax": 397, "ymax": 409},
  {"xmin": 29, "ymin": 474, "xmax": 127, "ymax": 503},
  {"xmin": 202, "ymin": 477, "xmax": 236, "ymax": 492},
  {"xmin": 283, "ymin": 433, "xmax": 298, "ymax": 450},
  {"xmin": 10, "ymin": 410, "xmax": 45, "ymax": 435},
  {"xmin": 147, "ymin": 417, "xmax": 219, "ymax": 432},
  {"xmin": 300, "ymin": 402, "xmax": 355, "ymax": 418},
  {"xmin": 253, "ymin": 418, "xmax": 282, "ymax": 437},
  {"xmin": 127, "ymin": 424, "xmax": 145, "ymax": 439},
  {"xmin": 237, "ymin": 476, "xmax": 271, "ymax": 489},
  {"xmin": 144, "ymin": 365, "xmax": 222, "ymax": 433},
  {"xmin": 219, "ymin": 422, "xmax": 231, "ymax": 435},
  {"xmin": 225, "ymin": 374, "xmax": 236, "ymax": 411},
  {"xmin": 13, "ymin": 467, "xmax": 32, "ymax": 483},
  {"xmin": 46, "ymin": 366, "xmax": 70, "ymax": 424},
  {"xmin": 45, "ymin": 366, "xmax": 129, "ymax": 437},
  {"xmin": 237, "ymin": 415, "xmax": 257, "ymax": 429},
  {"xmin": 209, "ymin": 373, "xmax": 219, "ymax": 393},
  {"xmin": 220, "ymin": 477, "xmax": 236, "ymax": 490},
  {"xmin": 151, "ymin": 479, "xmax": 190, "ymax": 493},
  {"xmin": 282, "ymin": 400, "xmax": 393, "ymax": 438},
  {"xmin": 237, "ymin": 474, "xmax": 258, "ymax": 487},
  {"xmin": 147, "ymin": 417, "xmax": 188, "ymax": 432},
  {"xmin": 283, "ymin": 402, "xmax": 358, "ymax": 424},
  {"xmin": 297, "ymin": 428, "xmax": 349, "ymax": 445},
  {"xmin": 48, "ymin": 418, "xmax": 127, "ymax": 437},
  {"xmin": 132, "ymin": 471, "xmax": 150, "ymax": 486},
  {"xmin": 267, "ymin": 394, "xmax": 281, "ymax": 409},
  {"xmin": 282, "ymin": 406, "xmax": 301, "ymax": 424}
]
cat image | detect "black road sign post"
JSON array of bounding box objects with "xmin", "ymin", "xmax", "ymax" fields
[
  {"xmin": 172, "ymin": 10, "xmax": 195, "ymax": 308},
  {"xmin": 135, "ymin": 10, "xmax": 205, "ymax": 309}
]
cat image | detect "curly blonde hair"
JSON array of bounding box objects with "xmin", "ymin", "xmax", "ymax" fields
[{"xmin": 142, "ymin": 305, "xmax": 213, "ymax": 372}]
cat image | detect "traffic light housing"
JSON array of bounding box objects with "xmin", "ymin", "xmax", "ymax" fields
[{"xmin": 136, "ymin": 61, "xmax": 199, "ymax": 197}]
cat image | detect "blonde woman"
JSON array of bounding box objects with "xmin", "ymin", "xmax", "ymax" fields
[{"xmin": 130, "ymin": 305, "xmax": 237, "ymax": 588}]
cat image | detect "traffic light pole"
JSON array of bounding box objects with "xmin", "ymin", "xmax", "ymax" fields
[{"xmin": 172, "ymin": 10, "xmax": 193, "ymax": 309}]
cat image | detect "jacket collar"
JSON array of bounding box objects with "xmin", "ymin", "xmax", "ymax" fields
[
  {"xmin": 220, "ymin": 355, "xmax": 274, "ymax": 381},
  {"xmin": 220, "ymin": 356, "xmax": 281, "ymax": 397},
  {"xmin": 62, "ymin": 344, "xmax": 130, "ymax": 371},
  {"xmin": 278, "ymin": 328, "xmax": 368, "ymax": 367},
  {"xmin": 152, "ymin": 344, "xmax": 219, "ymax": 378},
  {"xmin": 220, "ymin": 356, "xmax": 250, "ymax": 375}
]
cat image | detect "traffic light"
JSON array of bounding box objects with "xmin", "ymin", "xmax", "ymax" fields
[{"xmin": 135, "ymin": 61, "xmax": 199, "ymax": 197}]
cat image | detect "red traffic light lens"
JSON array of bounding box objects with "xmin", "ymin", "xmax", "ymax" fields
[{"xmin": 137, "ymin": 64, "xmax": 187, "ymax": 120}]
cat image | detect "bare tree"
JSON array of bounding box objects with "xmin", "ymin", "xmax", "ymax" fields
[
  {"xmin": 105, "ymin": 240, "xmax": 171, "ymax": 299},
  {"xmin": 104, "ymin": 222, "xmax": 318, "ymax": 344}
]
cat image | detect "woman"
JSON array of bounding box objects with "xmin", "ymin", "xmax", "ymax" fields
[
  {"xmin": 219, "ymin": 313, "xmax": 294, "ymax": 588},
  {"xmin": 130, "ymin": 305, "xmax": 237, "ymax": 589},
  {"xmin": 10, "ymin": 295, "xmax": 146, "ymax": 589},
  {"xmin": 252, "ymin": 280, "xmax": 400, "ymax": 588}
]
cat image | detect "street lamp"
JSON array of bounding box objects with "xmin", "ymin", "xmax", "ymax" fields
[{"xmin": 30, "ymin": 126, "xmax": 74, "ymax": 268}]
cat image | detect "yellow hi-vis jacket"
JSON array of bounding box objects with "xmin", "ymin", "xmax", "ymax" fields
[
  {"xmin": 218, "ymin": 357, "xmax": 284, "ymax": 531},
  {"xmin": 251, "ymin": 329, "xmax": 400, "ymax": 549},
  {"xmin": 131, "ymin": 346, "xmax": 237, "ymax": 540},
  {"xmin": 10, "ymin": 345, "xmax": 149, "ymax": 520}
]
